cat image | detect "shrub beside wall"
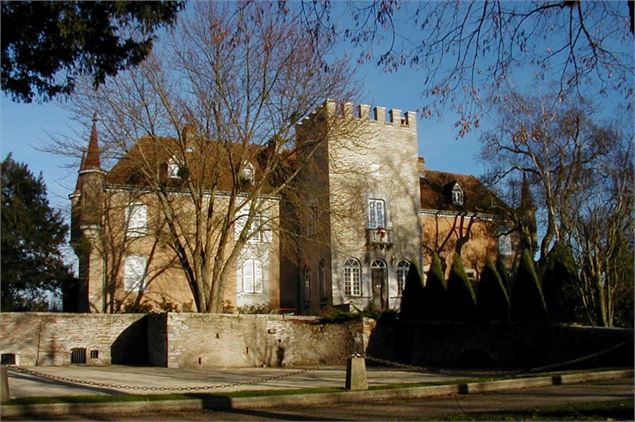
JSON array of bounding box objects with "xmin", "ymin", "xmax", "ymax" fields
[
  {"xmin": 423, "ymin": 252, "xmax": 447, "ymax": 321},
  {"xmin": 446, "ymin": 255, "xmax": 477, "ymax": 321},
  {"xmin": 477, "ymin": 257, "xmax": 511, "ymax": 322},
  {"xmin": 512, "ymin": 250, "xmax": 547, "ymax": 321},
  {"xmin": 399, "ymin": 262, "xmax": 426, "ymax": 321}
]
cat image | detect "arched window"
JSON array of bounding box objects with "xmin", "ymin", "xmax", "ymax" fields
[
  {"xmin": 237, "ymin": 259, "xmax": 263, "ymax": 294},
  {"xmin": 396, "ymin": 260, "xmax": 410, "ymax": 296},
  {"xmin": 451, "ymin": 183, "xmax": 464, "ymax": 206},
  {"xmin": 344, "ymin": 258, "xmax": 361, "ymax": 296},
  {"xmin": 370, "ymin": 259, "xmax": 387, "ymax": 269}
]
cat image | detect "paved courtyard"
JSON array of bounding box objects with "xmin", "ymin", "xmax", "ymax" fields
[{"xmin": 6, "ymin": 365, "xmax": 465, "ymax": 399}]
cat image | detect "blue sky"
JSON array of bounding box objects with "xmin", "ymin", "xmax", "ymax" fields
[{"xmin": 0, "ymin": 55, "xmax": 484, "ymax": 217}]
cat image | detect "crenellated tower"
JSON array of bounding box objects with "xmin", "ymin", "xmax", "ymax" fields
[{"xmin": 70, "ymin": 115, "xmax": 106, "ymax": 312}]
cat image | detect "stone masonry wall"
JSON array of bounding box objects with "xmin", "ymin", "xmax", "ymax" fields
[
  {"xmin": 163, "ymin": 313, "xmax": 364, "ymax": 368},
  {"xmin": 0, "ymin": 313, "xmax": 148, "ymax": 366}
]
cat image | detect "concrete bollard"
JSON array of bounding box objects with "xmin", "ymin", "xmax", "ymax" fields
[
  {"xmin": 1, "ymin": 366, "xmax": 9, "ymax": 403},
  {"xmin": 345, "ymin": 355, "xmax": 368, "ymax": 390}
]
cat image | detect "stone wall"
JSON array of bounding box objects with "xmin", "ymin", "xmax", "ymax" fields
[
  {"xmin": 0, "ymin": 313, "xmax": 148, "ymax": 366},
  {"xmin": 161, "ymin": 313, "xmax": 363, "ymax": 368},
  {"xmin": 1, "ymin": 313, "xmax": 631, "ymax": 369}
]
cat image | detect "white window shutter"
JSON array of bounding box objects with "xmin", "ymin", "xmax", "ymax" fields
[
  {"xmin": 254, "ymin": 260, "xmax": 263, "ymax": 293},
  {"xmin": 124, "ymin": 255, "xmax": 147, "ymax": 291},
  {"xmin": 377, "ymin": 200, "xmax": 385, "ymax": 227},
  {"xmin": 127, "ymin": 204, "xmax": 147, "ymax": 237},
  {"xmin": 235, "ymin": 214, "xmax": 246, "ymax": 240},
  {"xmin": 243, "ymin": 260, "xmax": 254, "ymax": 293},
  {"xmin": 236, "ymin": 263, "xmax": 243, "ymax": 294}
]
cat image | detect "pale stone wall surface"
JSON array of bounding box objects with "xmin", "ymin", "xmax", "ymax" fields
[
  {"xmin": 163, "ymin": 313, "xmax": 362, "ymax": 368},
  {"xmin": 0, "ymin": 313, "xmax": 147, "ymax": 366}
]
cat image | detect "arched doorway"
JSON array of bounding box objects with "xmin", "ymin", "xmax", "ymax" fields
[{"xmin": 371, "ymin": 259, "xmax": 388, "ymax": 310}]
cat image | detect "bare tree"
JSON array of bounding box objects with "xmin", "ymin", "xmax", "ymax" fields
[
  {"xmin": 55, "ymin": 3, "xmax": 358, "ymax": 313},
  {"xmin": 305, "ymin": 1, "xmax": 633, "ymax": 136},
  {"xmin": 570, "ymin": 141, "xmax": 633, "ymax": 326},
  {"xmin": 480, "ymin": 92, "xmax": 613, "ymax": 263}
]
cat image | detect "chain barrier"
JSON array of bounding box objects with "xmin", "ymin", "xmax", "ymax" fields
[
  {"xmin": 8, "ymin": 364, "xmax": 319, "ymax": 392},
  {"xmin": 7, "ymin": 339, "xmax": 631, "ymax": 392},
  {"xmin": 363, "ymin": 338, "xmax": 633, "ymax": 377}
]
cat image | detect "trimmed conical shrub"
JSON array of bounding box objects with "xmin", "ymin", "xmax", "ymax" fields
[
  {"xmin": 511, "ymin": 250, "xmax": 547, "ymax": 321},
  {"xmin": 423, "ymin": 252, "xmax": 447, "ymax": 321},
  {"xmin": 446, "ymin": 255, "xmax": 477, "ymax": 321},
  {"xmin": 496, "ymin": 255, "xmax": 511, "ymax": 292},
  {"xmin": 399, "ymin": 262, "xmax": 425, "ymax": 321},
  {"xmin": 477, "ymin": 257, "xmax": 511, "ymax": 322},
  {"xmin": 541, "ymin": 242, "xmax": 581, "ymax": 323}
]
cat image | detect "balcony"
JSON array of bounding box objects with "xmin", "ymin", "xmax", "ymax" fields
[{"xmin": 367, "ymin": 227, "xmax": 393, "ymax": 248}]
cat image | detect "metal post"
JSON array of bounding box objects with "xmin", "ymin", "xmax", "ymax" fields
[
  {"xmin": 345, "ymin": 354, "xmax": 368, "ymax": 390},
  {"xmin": 1, "ymin": 366, "xmax": 9, "ymax": 403}
]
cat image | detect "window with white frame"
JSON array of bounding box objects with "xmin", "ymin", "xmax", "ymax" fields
[
  {"xmin": 451, "ymin": 183, "xmax": 464, "ymax": 206},
  {"xmin": 234, "ymin": 211, "xmax": 271, "ymax": 243},
  {"xmin": 168, "ymin": 157, "xmax": 180, "ymax": 178},
  {"xmin": 240, "ymin": 161, "xmax": 255, "ymax": 184},
  {"xmin": 126, "ymin": 203, "xmax": 147, "ymax": 237},
  {"xmin": 396, "ymin": 260, "xmax": 410, "ymax": 296},
  {"xmin": 124, "ymin": 255, "xmax": 147, "ymax": 291},
  {"xmin": 498, "ymin": 234, "xmax": 513, "ymax": 255},
  {"xmin": 368, "ymin": 198, "xmax": 386, "ymax": 229},
  {"xmin": 465, "ymin": 268, "xmax": 477, "ymax": 284},
  {"xmin": 344, "ymin": 258, "xmax": 361, "ymax": 296},
  {"xmin": 237, "ymin": 259, "xmax": 263, "ymax": 294}
]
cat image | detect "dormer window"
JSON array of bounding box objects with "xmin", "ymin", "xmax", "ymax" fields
[
  {"xmin": 451, "ymin": 183, "xmax": 464, "ymax": 206},
  {"xmin": 240, "ymin": 161, "xmax": 255, "ymax": 184},
  {"xmin": 168, "ymin": 157, "xmax": 180, "ymax": 178}
]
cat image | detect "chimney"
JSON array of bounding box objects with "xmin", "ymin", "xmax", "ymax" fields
[{"xmin": 418, "ymin": 157, "xmax": 425, "ymax": 176}]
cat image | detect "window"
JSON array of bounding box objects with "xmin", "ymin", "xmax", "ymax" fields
[
  {"xmin": 240, "ymin": 161, "xmax": 255, "ymax": 184},
  {"xmin": 307, "ymin": 205, "xmax": 319, "ymax": 236},
  {"xmin": 124, "ymin": 255, "xmax": 147, "ymax": 291},
  {"xmin": 499, "ymin": 234, "xmax": 513, "ymax": 255},
  {"xmin": 126, "ymin": 203, "xmax": 147, "ymax": 237},
  {"xmin": 303, "ymin": 267, "xmax": 312, "ymax": 303},
  {"xmin": 168, "ymin": 157, "xmax": 180, "ymax": 178},
  {"xmin": 237, "ymin": 259, "xmax": 263, "ymax": 294},
  {"xmin": 1, "ymin": 353, "xmax": 16, "ymax": 365},
  {"xmin": 451, "ymin": 183, "xmax": 464, "ymax": 206},
  {"xmin": 234, "ymin": 210, "xmax": 271, "ymax": 243},
  {"xmin": 465, "ymin": 269, "xmax": 477, "ymax": 284},
  {"xmin": 368, "ymin": 198, "xmax": 386, "ymax": 229},
  {"xmin": 344, "ymin": 258, "xmax": 361, "ymax": 296},
  {"xmin": 318, "ymin": 259, "xmax": 327, "ymax": 299},
  {"xmin": 396, "ymin": 260, "xmax": 410, "ymax": 296},
  {"xmin": 90, "ymin": 350, "xmax": 99, "ymax": 359}
]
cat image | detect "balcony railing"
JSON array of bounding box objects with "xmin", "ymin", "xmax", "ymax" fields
[{"xmin": 367, "ymin": 228, "xmax": 393, "ymax": 247}]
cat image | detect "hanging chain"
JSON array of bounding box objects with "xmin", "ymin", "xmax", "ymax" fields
[{"xmin": 8, "ymin": 365, "xmax": 319, "ymax": 392}]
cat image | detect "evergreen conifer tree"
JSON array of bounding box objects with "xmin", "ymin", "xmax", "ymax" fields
[
  {"xmin": 495, "ymin": 255, "xmax": 512, "ymax": 292},
  {"xmin": 423, "ymin": 252, "xmax": 447, "ymax": 320},
  {"xmin": 511, "ymin": 250, "xmax": 548, "ymax": 321},
  {"xmin": 477, "ymin": 257, "xmax": 511, "ymax": 322},
  {"xmin": 399, "ymin": 262, "xmax": 425, "ymax": 321},
  {"xmin": 446, "ymin": 255, "xmax": 477, "ymax": 321},
  {"xmin": 541, "ymin": 242, "xmax": 582, "ymax": 323}
]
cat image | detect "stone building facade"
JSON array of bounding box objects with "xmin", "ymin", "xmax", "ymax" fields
[{"xmin": 71, "ymin": 101, "xmax": 517, "ymax": 314}]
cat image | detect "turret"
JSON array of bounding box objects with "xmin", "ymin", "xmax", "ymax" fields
[{"xmin": 75, "ymin": 115, "xmax": 106, "ymax": 228}]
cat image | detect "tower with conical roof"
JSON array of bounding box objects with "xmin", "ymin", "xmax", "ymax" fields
[{"xmin": 70, "ymin": 115, "xmax": 106, "ymax": 312}]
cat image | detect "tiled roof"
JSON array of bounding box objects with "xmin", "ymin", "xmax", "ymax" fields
[
  {"xmin": 105, "ymin": 136, "xmax": 275, "ymax": 192},
  {"xmin": 419, "ymin": 169, "xmax": 508, "ymax": 214}
]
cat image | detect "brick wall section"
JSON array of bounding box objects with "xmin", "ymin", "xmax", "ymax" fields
[
  {"xmin": 0, "ymin": 313, "xmax": 147, "ymax": 366},
  {"xmin": 163, "ymin": 313, "xmax": 363, "ymax": 368}
]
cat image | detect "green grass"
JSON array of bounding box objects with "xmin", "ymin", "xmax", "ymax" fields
[{"xmin": 438, "ymin": 399, "xmax": 634, "ymax": 421}]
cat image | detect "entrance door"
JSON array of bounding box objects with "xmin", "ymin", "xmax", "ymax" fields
[{"xmin": 371, "ymin": 259, "xmax": 388, "ymax": 310}]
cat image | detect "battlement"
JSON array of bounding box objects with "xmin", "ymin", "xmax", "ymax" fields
[{"xmin": 297, "ymin": 100, "xmax": 417, "ymax": 131}]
